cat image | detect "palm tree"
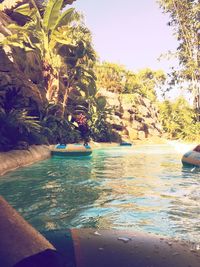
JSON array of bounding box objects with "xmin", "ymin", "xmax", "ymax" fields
[
  {"xmin": 1, "ymin": 0, "xmax": 76, "ymax": 11},
  {"xmin": 1, "ymin": 0, "xmax": 104, "ymax": 123}
]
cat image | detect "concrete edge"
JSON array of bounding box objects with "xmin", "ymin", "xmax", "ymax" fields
[{"xmin": 0, "ymin": 145, "xmax": 51, "ymax": 176}]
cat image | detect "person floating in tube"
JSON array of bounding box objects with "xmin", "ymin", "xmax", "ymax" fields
[
  {"xmin": 76, "ymin": 113, "xmax": 90, "ymax": 146},
  {"xmin": 193, "ymin": 144, "xmax": 200, "ymax": 152}
]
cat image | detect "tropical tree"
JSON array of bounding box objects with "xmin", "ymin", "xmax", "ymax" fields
[
  {"xmin": 38, "ymin": 103, "xmax": 81, "ymax": 144},
  {"xmin": 0, "ymin": 0, "xmax": 111, "ymax": 145},
  {"xmin": 95, "ymin": 62, "xmax": 166, "ymax": 102},
  {"xmin": 158, "ymin": 0, "xmax": 200, "ymax": 109},
  {"xmin": 88, "ymin": 95, "xmax": 113, "ymax": 142},
  {"xmin": 0, "ymin": 0, "xmax": 76, "ymax": 12},
  {"xmin": 0, "ymin": 0, "xmax": 82, "ymax": 103},
  {"xmin": 1, "ymin": 0, "xmax": 103, "ymax": 124},
  {"xmin": 135, "ymin": 68, "xmax": 166, "ymax": 101},
  {"xmin": 158, "ymin": 96, "xmax": 200, "ymax": 140},
  {"xmin": 95, "ymin": 62, "xmax": 127, "ymax": 93},
  {"xmin": 57, "ymin": 23, "xmax": 97, "ymax": 117}
]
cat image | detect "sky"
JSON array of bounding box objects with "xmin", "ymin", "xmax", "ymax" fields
[{"xmin": 72, "ymin": 0, "xmax": 179, "ymax": 73}]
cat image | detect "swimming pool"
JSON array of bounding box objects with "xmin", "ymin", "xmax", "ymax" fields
[{"xmin": 0, "ymin": 144, "xmax": 199, "ymax": 243}]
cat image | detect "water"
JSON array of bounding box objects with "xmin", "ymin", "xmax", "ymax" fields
[{"xmin": 0, "ymin": 144, "xmax": 200, "ymax": 243}]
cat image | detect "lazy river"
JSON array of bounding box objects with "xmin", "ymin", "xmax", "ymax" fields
[{"xmin": 0, "ymin": 144, "xmax": 200, "ymax": 244}]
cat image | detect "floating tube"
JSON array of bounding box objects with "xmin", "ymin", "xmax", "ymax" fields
[
  {"xmin": 0, "ymin": 197, "xmax": 200, "ymax": 267},
  {"xmin": 120, "ymin": 142, "xmax": 132, "ymax": 146},
  {"xmin": 182, "ymin": 145, "xmax": 200, "ymax": 167},
  {"xmin": 51, "ymin": 143, "xmax": 92, "ymax": 157}
]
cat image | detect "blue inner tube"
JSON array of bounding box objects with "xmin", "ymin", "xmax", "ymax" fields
[
  {"xmin": 120, "ymin": 142, "xmax": 132, "ymax": 146},
  {"xmin": 55, "ymin": 144, "xmax": 67, "ymax": 149}
]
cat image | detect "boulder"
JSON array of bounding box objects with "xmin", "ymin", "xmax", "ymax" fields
[
  {"xmin": 110, "ymin": 129, "xmax": 122, "ymax": 142},
  {"xmin": 137, "ymin": 105, "xmax": 150, "ymax": 117},
  {"xmin": 98, "ymin": 89, "xmax": 163, "ymax": 141},
  {"xmin": 126, "ymin": 127, "xmax": 138, "ymax": 140},
  {"xmin": 138, "ymin": 131, "xmax": 146, "ymax": 140},
  {"xmin": 131, "ymin": 120, "xmax": 143, "ymax": 130},
  {"xmin": 144, "ymin": 117, "xmax": 155, "ymax": 125},
  {"xmin": 148, "ymin": 128, "xmax": 161, "ymax": 137},
  {"xmin": 122, "ymin": 111, "xmax": 131, "ymax": 121}
]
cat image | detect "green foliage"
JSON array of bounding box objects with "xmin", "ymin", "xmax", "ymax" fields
[
  {"xmin": 0, "ymin": 84, "xmax": 82, "ymax": 151},
  {"xmin": 158, "ymin": 0, "xmax": 200, "ymax": 105},
  {"xmin": 158, "ymin": 0, "xmax": 199, "ymax": 74},
  {"xmin": 95, "ymin": 62, "xmax": 126, "ymax": 93},
  {"xmin": 89, "ymin": 112, "xmax": 112, "ymax": 142},
  {"xmin": 0, "ymin": 86, "xmax": 42, "ymax": 151},
  {"xmin": 87, "ymin": 94, "xmax": 113, "ymax": 142},
  {"xmin": 136, "ymin": 69, "xmax": 166, "ymax": 101},
  {"xmin": 39, "ymin": 103, "xmax": 81, "ymax": 144},
  {"xmin": 1, "ymin": 1, "xmax": 174, "ymax": 147},
  {"xmin": 96, "ymin": 96, "xmax": 107, "ymax": 110},
  {"xmin": 158, "ymin": 97, "xmax": 200, "ymax": 140},
  {"xmin": 0, "ymin": 0, "xmax": 113, "ymax": 149},
  {"xmin": 1, "ymin": 0, "xmax": 83, "ymax": 105},
  {"xmin": 43, "ymin": 0, "xmax": 64, "ymax": 31},
  {"xmin": 95, "ymin": 62, "xmax": 166, "ymax": 102}
]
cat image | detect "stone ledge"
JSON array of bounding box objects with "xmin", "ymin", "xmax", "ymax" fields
[{"xmin": 0, "ymin": 145, "xmax": 51, "ymax": 176}]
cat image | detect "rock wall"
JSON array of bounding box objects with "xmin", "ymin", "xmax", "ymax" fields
[
  {"xmin": 100, "ymin": 89, "xmax": 163, "ymax": 142},
  {"xmin": 0, "ymin": 145, "xmax": 51, "ymax": 176}
]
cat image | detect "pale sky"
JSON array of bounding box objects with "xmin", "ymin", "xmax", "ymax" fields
[{"xmin": 72, "ymin": 0, "xmax": 179, "ymax": 73}]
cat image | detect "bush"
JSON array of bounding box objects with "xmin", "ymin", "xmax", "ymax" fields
[
  {"xmin": 158, "ymin": 97, "xmax": 200, "ymax": 141},
  {"xmin": 0, "ymin": 86, "xmax": 42, "ymax": 151}
]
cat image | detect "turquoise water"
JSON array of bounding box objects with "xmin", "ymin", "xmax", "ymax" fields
[{"xmin": 0, "ymin": 144, "xmax": 200, "ymax": 243}]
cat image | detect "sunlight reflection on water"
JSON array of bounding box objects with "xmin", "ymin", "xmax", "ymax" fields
[{"xmin": 0, "ymin": 144, "xmax": 200, "ymax": 243}]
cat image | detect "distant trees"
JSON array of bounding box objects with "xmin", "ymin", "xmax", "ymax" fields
[
  {"xmin": 95, "ymin": 62, "xmax": 126, "ymax": 94},
  {"xmin": 95, "ymin": 62, "xmax": 166, "ymax": 101},
  {"xmin": 158, "ymin": 96, "xmax": 200, "ymax": 141},
  {"xmin": 156, "ymin": 0, "xmax": 200, "ymax": 140},
  {"xmin": 158, "ymin": 0, "xmax": 200, "ymax": 109}
]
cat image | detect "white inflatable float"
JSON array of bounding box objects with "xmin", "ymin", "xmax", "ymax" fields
[{"xmin": 51, "ymin": 143, "xmax": 92, "ymax": 157}]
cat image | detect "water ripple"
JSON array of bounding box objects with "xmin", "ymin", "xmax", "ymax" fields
[{"xmin": 0, "ymin": 144, "xmax": 200, "ymax": 242}]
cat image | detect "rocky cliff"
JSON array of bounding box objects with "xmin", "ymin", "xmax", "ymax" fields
[{"xmin": 100, "ymin": 89, "xmax": 163, "ymax": 142}]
